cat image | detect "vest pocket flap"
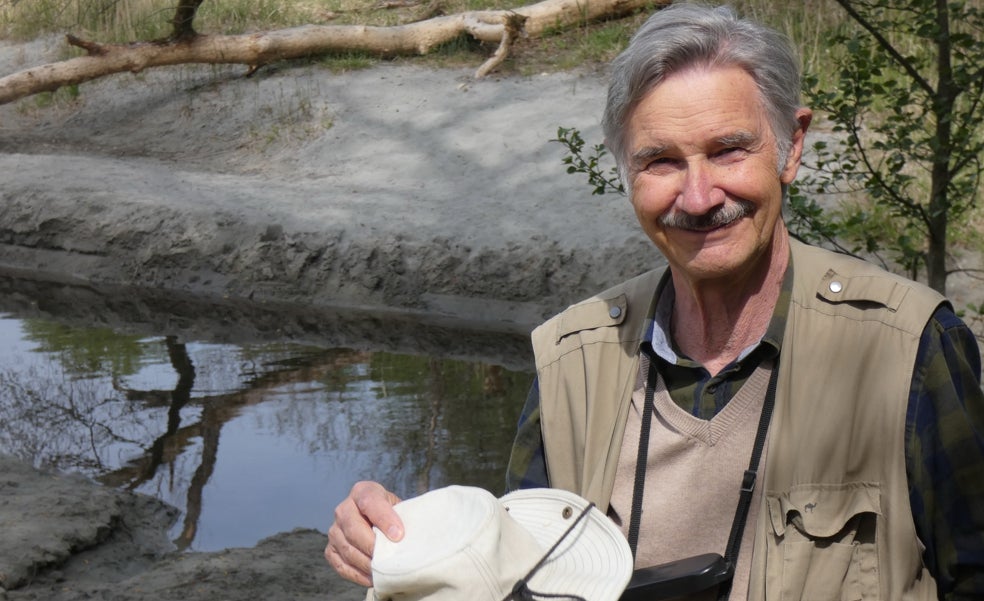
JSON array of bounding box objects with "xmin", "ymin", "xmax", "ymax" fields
[
  {"xmin": 555, "ymin": 295, "xmax": 628, "ymax": 341},
  {"xmin": 767, "ymin": 482, "xmax": 881, "ymax": 538}
]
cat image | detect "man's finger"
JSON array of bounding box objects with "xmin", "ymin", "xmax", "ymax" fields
[
  {"xmin": 351, "ymin": 481, "xmax": 404, "ymax": 541},
  {"xmin": 324, "ymin": 539, "xmax": 372, "ymax": 588}
]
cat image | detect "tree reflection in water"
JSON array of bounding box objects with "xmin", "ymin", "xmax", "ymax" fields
[{"xmin": 0, "ymin": 315, "xmax": 531, "ymax": 551}]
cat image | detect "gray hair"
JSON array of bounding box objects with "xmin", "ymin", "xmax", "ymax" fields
[{"xmin": 602, "ymin": 3, "xmax": 803, "ymax": 183}]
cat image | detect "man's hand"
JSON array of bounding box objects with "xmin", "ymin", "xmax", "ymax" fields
[{"xmin": 325, "ymin": 481, "xmax": 404, "ymax": 587}]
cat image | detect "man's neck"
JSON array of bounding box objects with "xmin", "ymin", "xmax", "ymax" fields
[{"xmin": 670, "ymin": 229, "xmax": 789, "ymax": 376}]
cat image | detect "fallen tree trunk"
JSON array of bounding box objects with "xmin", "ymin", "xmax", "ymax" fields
[{"xmin": 0, "ymin": 0, "xmax": 660, "ymax": 105}]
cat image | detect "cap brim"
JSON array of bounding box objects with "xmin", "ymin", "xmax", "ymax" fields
[{"xmin": 500, "ymin": 488, "xmax": 633, "ymax": 601}]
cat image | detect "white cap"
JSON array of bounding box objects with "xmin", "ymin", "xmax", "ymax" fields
[{"xmin": 370, "ymin": 486, "xmax": 632, "ymax": 601}]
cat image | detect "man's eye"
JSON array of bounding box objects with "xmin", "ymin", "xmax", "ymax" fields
[
  {"xmin": 715, "ymin": 147, "xmax": 746, "ymax": 159},
  {"xmin": 645, "ymin": 157, "xmax": 676, "ymax": 170}
]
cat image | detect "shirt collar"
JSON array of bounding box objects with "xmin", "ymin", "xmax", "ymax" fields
[{"xmin": 643, "ymin": 259, "xmax": 793, "ymax": 366}]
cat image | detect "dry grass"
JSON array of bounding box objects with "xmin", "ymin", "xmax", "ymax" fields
[{"xmin": 0, "ymin": 0, "xmax": 546, "ymax": 40}]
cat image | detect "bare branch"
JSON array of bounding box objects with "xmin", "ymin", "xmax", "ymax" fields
[
  {"xmin": 66, "ymin": 34, "xmax": 110, "ymax": 56},
  {"xmin": 475, "ymin": 12, "xmax": 526, "ymax": 78}
]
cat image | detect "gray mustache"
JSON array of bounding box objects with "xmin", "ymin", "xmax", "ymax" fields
[{"xmin": 660, "ymin": 200, "xmax": 755, "ymax": 230}]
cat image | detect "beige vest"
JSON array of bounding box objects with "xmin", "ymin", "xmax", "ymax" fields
[{"xmin": 531, "ymin": 239, "xmax": 946, "ymax": 600}]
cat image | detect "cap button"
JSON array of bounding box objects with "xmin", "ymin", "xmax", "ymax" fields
[
  {"xmin": 829, "ymin": 281, "xmax": 843, "ymax": 293},
  {"xmin": 609, "ymin": 306, "xmax": 622, "ymax": 319}
]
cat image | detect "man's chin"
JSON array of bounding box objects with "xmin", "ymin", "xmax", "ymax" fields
[{"xmin": 667, "ymin": 240, "xmax": 763, "ymax": 281}]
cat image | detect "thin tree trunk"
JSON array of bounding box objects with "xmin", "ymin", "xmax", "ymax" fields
[{"xmin": 927, "ymin": 0, "xmax": 954, "ymax": 295}]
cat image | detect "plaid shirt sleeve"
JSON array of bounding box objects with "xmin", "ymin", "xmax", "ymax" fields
[
  {"xmin": 906, "ymin": 306, "xmax": 984, "ymax": 600},
  {"xmin": 505, "ymin": 377, "xmax": 550, "ymax": 492}
]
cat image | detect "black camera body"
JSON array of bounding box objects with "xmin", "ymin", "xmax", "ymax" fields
[{"xmin": 619, "ymin": 553, "xmax": 734, "ymax": 601}]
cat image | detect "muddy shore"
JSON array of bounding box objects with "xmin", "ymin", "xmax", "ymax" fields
[
  {"xmin": 0, "ymin": 37, "xmax": 657, "ymax": 600},
  {"xmin": 0, "ymin": 455, "xmax": 368, "ymax": 601},
  {"xmin": 0, "ymin": 38, "xmax": 656, "ymax": 325}
]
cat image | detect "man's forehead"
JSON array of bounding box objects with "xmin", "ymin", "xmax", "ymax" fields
[
  {"xmin": 627, "ymin": 70, "xmax": 774, "ymax": 151},
  {"xmin": 629, "ymin": 120, "xmax": 766, "ymax": 152}
]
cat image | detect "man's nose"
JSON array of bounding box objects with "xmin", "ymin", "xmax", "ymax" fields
[{"xmin": 676, "ymin": 160, "xmax": 725, "ymax": 215}]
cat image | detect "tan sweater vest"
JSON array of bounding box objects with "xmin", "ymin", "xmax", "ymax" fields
[
  {"xmin": 608, "ymin": 357, "xmax": 773, "ymax": 600},
  {"xmin": 531, "ymin": 239, "xmax": 946, "ymax": 600}
]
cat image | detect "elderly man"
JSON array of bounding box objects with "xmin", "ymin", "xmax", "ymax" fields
[{"xmin": 327, "ymin": 3, "xmax": 984, "ymax": 599}]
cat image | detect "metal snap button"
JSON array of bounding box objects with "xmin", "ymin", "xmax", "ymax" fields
[
  {"xmin": 609, "ymin": 306, "xmax": 622, "ymax": 319},
  {"xmin": 829, "ymin": 281, "xmax": 843, "ymax": 293}
]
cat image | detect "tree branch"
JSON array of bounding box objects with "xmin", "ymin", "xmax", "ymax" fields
[
  {"xmin": 946, "ymin": 267, "xmax": 984, "ymax": 279},
  {"xmin": 833, "ymin": 0, "xmax": 936, "ymax": 96},
  {"xmin": 475, "ymin": 12, "xmax": 526, "ymax": 78},
  {"xmin": 842, "ymin": 100, "xmax": 929, "ymax": 228}
]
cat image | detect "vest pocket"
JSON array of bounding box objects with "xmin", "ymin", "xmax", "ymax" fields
[{"xmin": 766, "ymin": 482, "xmax": 881, "ymax": 601}]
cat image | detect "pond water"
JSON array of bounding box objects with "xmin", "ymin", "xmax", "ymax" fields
[{"xmin": 0, "ymin": 275, "xmax": 536, "ymax": 552}]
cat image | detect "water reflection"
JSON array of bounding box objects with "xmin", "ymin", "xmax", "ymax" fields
[{"xmin": 0, "ymin": 304, "xmax": 532, "ymax": 552}]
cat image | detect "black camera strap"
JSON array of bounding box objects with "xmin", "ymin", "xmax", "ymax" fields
[
  {"xmin": 626, "ymin": 352, "xmax": 779, "ymax": 601},
  {"xmin": 626, "ymin": 357, "xmax": 659, "ymax": 555}
]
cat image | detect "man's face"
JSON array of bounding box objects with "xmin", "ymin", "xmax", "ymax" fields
[{"xmin": 625, "ymin": 65, "xmax": 809, "ymax": 284}]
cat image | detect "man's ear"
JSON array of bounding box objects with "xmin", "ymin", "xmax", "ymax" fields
[{"xmin": 780, "ymin": 108, "xmax": 813, "ymax": 184}]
